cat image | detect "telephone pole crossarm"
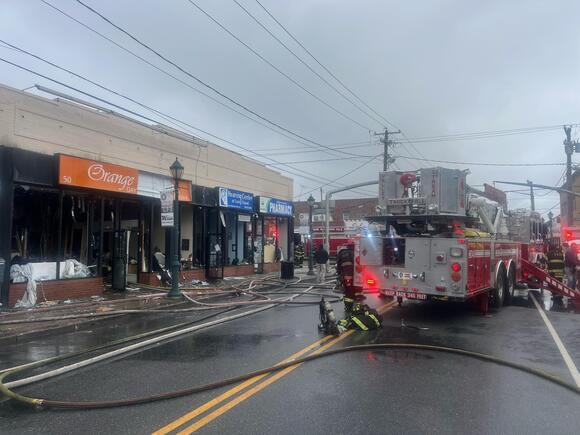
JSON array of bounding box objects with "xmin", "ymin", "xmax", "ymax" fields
[{"xmin": 374, "ymin": 128, "xmax": 401, "ymax": 171}]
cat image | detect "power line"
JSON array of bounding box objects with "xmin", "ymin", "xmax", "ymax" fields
[
  {"xmin": 250, "ymin": 139, "xmax": 371, "ymax": 152},
  {"xmin": 231, "ymin": 0, "xmax": 384, "ymax": 128},
  {"xmin": 256, "ymin": 124, "xmax": 574, "ymax": 157},
  {"xmin": 540, "ymin": 202, "xmax": 560, "ymax": 216},
  {"xmin": 392, "ymin": 155, "xmax": 567, "ymax": 167},
  {"xmin": 38, "ymin": 0, "xmax": 314, "ymax": 150},
  {"xmin": 535, "ymin": 168, "xmax": 568, "ymax": 197},
  {"xmin": 295, "ymin": 153, "xmax": 381, "ymax": 199},
  {"xmin": 253, "ymin": 0, "xmax": 394, "ymax": 128},
  {"xmin": 248, "ymin": 0, "xmax": 431, "ymax": 168},
  {"xmin": 404, "ymin": 124, "xmax": 575, "ymax": 141},
  {"xmin": 185, "ymin": 0, "xmax": 373, "ymax": 132},
  {"xmin": 73, "ymin": 0, "xmax": 368, "ymax": 158},
  {"xmin": 0, "ymin": 54, "xmax": 372, "ymax": 194},
  {"xmin": 267, "ymin": 155, "xmax": 377, "ymax": 165}
]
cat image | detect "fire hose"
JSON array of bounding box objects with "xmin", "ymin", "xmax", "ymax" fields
[
  {"xmin": 0, "ymin": 282, "xmax": 336, "ymax": 391},
  {"xmin": 0, "ymin": 276, "xmax": 327, "ymax": 325},
  {"xmin": 1, "ymin": 343, "xmax": 577, "ymax": 410}
]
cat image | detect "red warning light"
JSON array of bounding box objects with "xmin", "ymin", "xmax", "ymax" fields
[
  {"xmin": 366, "ymin": 278, "xmax": 376, "ymax": 286},
  {"xmin": 451, "ymin": 263, "xmax": 461, "ymax": 272}
]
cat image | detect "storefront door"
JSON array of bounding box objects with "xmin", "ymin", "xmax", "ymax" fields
[{"xmin": 206, "ymin": 208, "xmax": 223, "ymax": 279}]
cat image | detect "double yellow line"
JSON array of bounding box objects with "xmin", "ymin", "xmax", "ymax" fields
[{"xmin": 153, "ymin": 301, "xmax": 396, "ymax": 435}]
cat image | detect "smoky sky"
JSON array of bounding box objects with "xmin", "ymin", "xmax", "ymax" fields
[{"xmin": 1, "ymin": 0, "xmax": 579, "ymax": 213}]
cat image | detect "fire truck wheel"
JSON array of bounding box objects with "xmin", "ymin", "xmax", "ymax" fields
[
  {"xmin": 490, "ymin": 268, "xmax": 506, "ymax": 310},
  {"xmin": 504, "ymin": 266, "xmax": 516, "ymax": 305}
]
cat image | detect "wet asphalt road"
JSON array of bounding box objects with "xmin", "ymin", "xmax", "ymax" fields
[{"xmin": 0, "ymin": 281, "xmax": 579, "ymax": 435}]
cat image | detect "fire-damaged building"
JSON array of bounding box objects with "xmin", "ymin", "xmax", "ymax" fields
[{"xmin": 0, "ymin": 83, "xmax": 294, "ymax": 307}]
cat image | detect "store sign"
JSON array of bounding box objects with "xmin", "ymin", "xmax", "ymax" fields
[
  {"xmin": 218, "ymin": 187, "xmax": 253, "ymax": 211},
  {"xmin": 59, "ymin": 155, "xmax": 138, "ymax": 194},
  {"xmin": 160, "ymin": 189, "xmax": 174, "ymax": 227},
  {"xmin": 259, "ymin": 196, "xmax": 293, "ymax": 217}
]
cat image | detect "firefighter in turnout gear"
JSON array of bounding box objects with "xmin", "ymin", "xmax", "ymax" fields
[
  {"xmin": 547, "ymin": 244, "xmax": 565, "ymax": 282},
  {"xmin": 294, "ymin": 243, "xmax": 305, "ymax": 268},
  {"xmin": 338, "ymin": 303, "xmax": 382, "ymax": 331},
  {"xmin": 336, "ymin": 245, "xmax": 358, "ymax": 315}
]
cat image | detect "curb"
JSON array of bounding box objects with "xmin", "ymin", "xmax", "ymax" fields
[{"xmin": 0, "ymin": 291, "xmax": 242, "ymax": 345}]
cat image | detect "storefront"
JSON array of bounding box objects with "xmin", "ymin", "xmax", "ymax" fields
[
  {"xmin": 0, "ymin": 150, "xmax": 196, "ymax": 306},
  {"xmin": 255, "ymin": 196, "xmax": 294, "ymax": 274},
  {"xmin": 0, "ymin": 83, "xmax": 295, "ymax": 307},
  {"xmin": 216, "ymin": 187, "xmax": 255, "ymax": 278}
]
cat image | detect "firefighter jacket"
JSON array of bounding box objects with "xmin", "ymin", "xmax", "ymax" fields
[{"xmin": 338, "ymin": 304, "xmax": 382, "ymax": 331}]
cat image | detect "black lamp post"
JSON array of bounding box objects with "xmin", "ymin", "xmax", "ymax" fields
[
  {"xmin": 168, "ymin": 158, "xmax": 184, "ymax": 298},
  {"xmin": 307, "ymin": 194, "xmax": 316, "ymax": 276}
]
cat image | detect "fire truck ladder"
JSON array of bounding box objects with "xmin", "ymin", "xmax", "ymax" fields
[{"xmin": 521, "ymin": 259, "xmax": 580, "ymax": 301}]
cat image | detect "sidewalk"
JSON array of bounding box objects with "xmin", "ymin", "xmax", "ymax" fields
[{"xmin": 0, "ymin": 276, "xmax": 268, "ymax": 343}]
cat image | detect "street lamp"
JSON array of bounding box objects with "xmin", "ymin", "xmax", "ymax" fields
[
  {"xmin": 307, "ymin": 194, "xmax": 316, "ymax": 276},
  {"xmin": 168, "ymin": 158, "xmax": 184, "ymax": 298}
]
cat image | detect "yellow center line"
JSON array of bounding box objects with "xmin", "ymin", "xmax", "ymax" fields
[
  {"xmin": 174, "ymin": 301, "xmax": 396, "ymax": 435},
  {"xmin": 152, "ymin": 335, "xmax": 333, "ymax": 435}
]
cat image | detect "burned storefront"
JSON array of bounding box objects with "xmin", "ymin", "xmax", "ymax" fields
[{"xmin": 0, "ymin": 83, "xmax": 294, "ymax": 308}]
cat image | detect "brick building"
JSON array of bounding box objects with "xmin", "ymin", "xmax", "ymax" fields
[{"xmin": 294, "ymin": 197, "xmax": 378, "ymax": 256}]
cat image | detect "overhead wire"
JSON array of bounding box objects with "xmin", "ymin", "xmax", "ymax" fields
[
  {"xmin": 185, "ymin": 0, "xmax": 373, "ymax": 132},
  {"xmin": 295, "ymin": 153, "xmax": 381, "ymax": 199},
  {"xmin": 35, "ymin": 1, "xmax": 377, "ymax": 196},
  {"xmin": 231, "ymin": 0, "xmax": 384, "ymax": 128},
  {"xmin": 38, "ymin": 0, "xmax": 316, "ymax": 151},
  {"xmin": 0, "ymin": 46, "xmax": 373, "ymax": 195},
  {"xmin": 256, "ymin": 125, "xmax": 572, "ymax": 156},
  {"xmin": 246, "ymin": 0, "xmax": 580, "ymax": 177},
  {"xmin": 253, "ymin": 0, "xmax": 393, "ymax": 128},
  {"xmin": 246, "ymin": 0, "xmax": 430, "ymax": 166},
  {"xmin": 393, "ymin": 155, "xmax": 567, "ymax": 167},
  {"xmin": 74, "ymin": 0, "xmax": 373, "ymax": 159}
]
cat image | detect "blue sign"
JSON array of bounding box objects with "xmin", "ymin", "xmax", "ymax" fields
[
  {"xmin": 259, "ymin": 196, "xmax": 294, "ymax": 217},
  {"xmin": 218, "ymin": 187, "xmax": 253, "ymax": 211}
]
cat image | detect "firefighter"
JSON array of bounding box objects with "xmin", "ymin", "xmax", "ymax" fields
[
  {"xmin": 336, "ymin": 245, "xmax": 355, "ymax": 314},
  {"xmin": 564, "ymin": 243, "xmax": 578, "ymax": 290},
  {"xmin": 294, "ymin": 243, "xmax": 305, "ymax": 267},
  {"xmin": 338, "ymin": 303, "xmax": 382, "ymax": 331},
  {"xmin": 547, "ymin": 244, "xmax": 564, "ymax": 282}
]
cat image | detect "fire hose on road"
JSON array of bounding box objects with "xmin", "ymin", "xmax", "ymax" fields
[
  {"xmin": 1, "ymin": 343, "xmax": 578, "ymax": 410},
  {"xmin": 1, "ymin": 278, "xmax": 576, "ymax": 411},
  {"xmin": 0, "ymin": 280, "xmax": 338, "ymax": 391},
  {"xmin": 0, "ymin": 276, "xmax": 339, "ymax": 325}
]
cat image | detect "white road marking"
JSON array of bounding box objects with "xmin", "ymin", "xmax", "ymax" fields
[{"xmin": 530, "ymin": 293, "xmax": 580, "ymax": 388}]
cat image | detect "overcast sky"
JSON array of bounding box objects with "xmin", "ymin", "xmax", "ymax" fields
[{"xmin": 1, "ymin": 0, "xmax": 579, "ymax": 212}]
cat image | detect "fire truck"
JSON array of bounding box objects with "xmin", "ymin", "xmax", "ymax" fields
[{"xmin": 353, "ymin": 167, "xmax": 580, "ymax": 311}]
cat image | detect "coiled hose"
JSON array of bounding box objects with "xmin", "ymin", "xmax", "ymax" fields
[{"xmin": 1, "ymin": 343, "xmax": 577, "ymax": 410}]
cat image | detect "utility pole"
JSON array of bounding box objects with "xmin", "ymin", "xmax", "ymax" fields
[
  {"xmin": 526, "ymin": 180, "xmax": 535, "ymax": 211},
  {"xmin": 564, "ymin": 125, "xmax": 574, "ymax": 226},
  {"xmin": 375, "ymin": 128, "xmax": 401, "ymax": 171}
]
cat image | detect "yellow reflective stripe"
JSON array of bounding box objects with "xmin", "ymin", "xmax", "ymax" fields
[
  {"xmin": 344, "ymin": 298, "xmax": 354, "ymax": 302},
  {"xmin": 368, "ymin": 314, "xmax": 381, "ymax": 327},
  {"xmin": 351, "ymin": 316, "xmax": 368, "ymax": 331}
]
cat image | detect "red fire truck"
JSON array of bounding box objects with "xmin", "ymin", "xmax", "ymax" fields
[
  {"xmin": 311, "ymin": 227, "xmax": 356, "ymax": 258},
  {"xmin": 353, "ymin": 167, "xmax": 580, "ymax": 312}
]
